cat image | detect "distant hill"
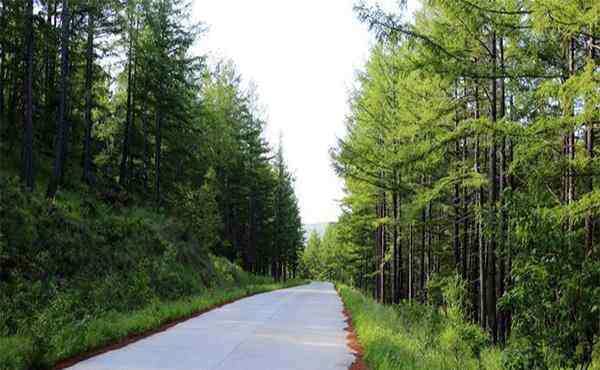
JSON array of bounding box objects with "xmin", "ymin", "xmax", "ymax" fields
[{"xmin": 303, "ymin": 222, "xmax": 332, "ymax": 240}]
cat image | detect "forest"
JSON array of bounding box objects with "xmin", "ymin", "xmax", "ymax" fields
[
  {"xmin": 301, "ymin": 0, "xmax": 600, "ymax": 369},
  {"xmin": 2, "ymin": 0, "xmax": 600, "ymax": 369},
  {"xmin": 0, "ymin": 0, "xmax": 303, "ymax": 368}
]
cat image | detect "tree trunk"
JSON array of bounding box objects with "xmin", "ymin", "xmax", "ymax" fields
[
  {"xmin": 427, "ymin": 202, "xmax": 432, "ymax": 283},
  {"xmin": 0, "ymin": 43, "xmax": 3, "ymax": 134},
  {"xmin": 7, "ymin": 55, "xmax": 17, "ymax": 152},
  {"xmin": 462, "ymin": 137, "xmax": 469, "ymax": 281},
  {"xmin": 454, "ymin": 164, "xmax": 461, "ymax": 273},
  {"xmin": 585, "ymin": 37, "xmax": 595, "ymax": 257},
  {"xmin": 120, "ymin": 19, "xmax": 135, "ymax": 187},
  {"xmin": 0, "ymin": 1, "xmax": 5, "ymax": 133},
  {"xmin": 475, "ymin": 84, "xmax": 486, "ymax": 328},
  {"xmin": 486, "ymin": 31, "xmax": 498, "ymax": 343},
  {"xmin": 392, "ymin": 188, "xmax": 398, "ymax": 303},
  {"xmin": 408, "ymin": 223, "xmax": 413, "ymax": 302},
  {"xmin": 375, "ymin": 202, "xmax": 380, "ymax": 300},
  {"xmin": 453, "ymin": 84, "xmax": 461, "ymax": 274},
  {"xmin": 47, "ymin": 0, "xmax": 70, "ymax": 198},
  {"xmin": 44, "ymin": 0, "xmax": 57, "ymax": 148},
  {"xmin": 382, "ymin": 191, "xmax": 387, "ymax": 303},
  {"xmin": 154, "ymin": 104, "xmax": 162, "ymax": 206},
  {"xmin": 564, "ymin": 38, "xmax": 576, "ymax": 212},
  {"xmin": 141, "ymin": 87, "xmax": 149, "ymax": 190},
  {"xmin": 498, "ymin": 36, "xmax": 508, "ymax": 344},
  {"xmin": 82, "ymin": 13, "xmax": 95, "ymax": 185},
  {"xmin": 21, "ymin": 0, "xmax": 35, "ymax": 191},
  {"xmin": 420, "ymin": 208, "xmax": 426, "ymax": 302}
]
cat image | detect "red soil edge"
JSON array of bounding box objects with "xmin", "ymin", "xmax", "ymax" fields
[
  {"xmin": 51, "ymin": 289, "xmax": 267, "ymax": 370},
  {"xmin": 342, "ymin": 307, "xmax": 370, "ymax": 370}
]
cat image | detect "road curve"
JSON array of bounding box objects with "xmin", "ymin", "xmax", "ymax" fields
[{"xmin": 67, "ymin": 282, "xmax": 354, "ymax": 370}]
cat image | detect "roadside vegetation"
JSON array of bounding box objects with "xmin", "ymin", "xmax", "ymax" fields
[
  {"xmin": 1, "ymin": 278, "xmax": 302, "ymax": 370},
  {"xmin": 1, "ymin": 0, "xmax": 305, "ymax": 368},
  {"xmin": 338, "ymin": 282, "xmax": 503, "ymax": 370},
  {"xmin": 0, "ymin": 176, "xmax": 305, "ymax": 370},
  {"xmin": 305, "ymin": 0, "xmax": 600, "ymax": 369},
  {"xmin": 307, "ymin": 220, "xmax": 600, "ymax": 370}
]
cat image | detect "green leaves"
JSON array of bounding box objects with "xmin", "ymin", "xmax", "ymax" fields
[{"xmin": 334, "ymin": 0, "xmax": 600, "ymax": 366}]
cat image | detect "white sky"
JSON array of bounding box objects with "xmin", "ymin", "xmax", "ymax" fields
[{"xmin": 191, "ymin": 0, "xmax": 418, "ymax": 224}]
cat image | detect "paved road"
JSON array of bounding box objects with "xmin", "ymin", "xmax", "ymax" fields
[{"xmin": 68, "ymin": 282, "xmax": 354, "ymax": 370}]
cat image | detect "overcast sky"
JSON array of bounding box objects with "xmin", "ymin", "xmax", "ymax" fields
[{"xmin": 191, "ymin": 0, "xmax": 417, "ymax": 224}]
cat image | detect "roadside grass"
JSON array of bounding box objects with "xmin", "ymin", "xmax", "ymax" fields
[
  {"xmin": 337, "ymin": 284, "xmax": 502, "ymax": 370},
  {"xmin": 0, "ymin": 279, "xmax": 306, "ymax": 370}
]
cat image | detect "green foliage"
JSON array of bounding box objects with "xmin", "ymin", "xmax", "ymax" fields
[
  {"xmin": 1, "ymin": 0, "xmax": 303, "ymax": 281},
  {"xmin": 0, "ymin": 337, "xmax": 39, "ymax": 370},
  {"xmin": 333, "ymin": 0, "xmax": 599, "ymax": 368},
  {"xmin": 176, "ymin": 167, "xmax": 223, "ymax": 253},
  {"xmin": 0, "ymin": 175, "xmax": 304, "ymax": 369},
  {"xmin": 0, "ymin": 279, "xmax": 304, "ymax": 370},
  {"xmin": 338, "ymin": 284, "xmax": 501, "ymax": 370},
  {"xmin": 300, "ymin": 224, "xmax": 360, "ymax": 283},
  {"xmin": 1, "ymin": 0, "xmax": 303, "ymax": 367},
  {"xmin": 300, "ymin": 231, "xmax": 324, "ymax": 278}
]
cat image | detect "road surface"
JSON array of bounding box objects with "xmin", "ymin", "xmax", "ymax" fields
[{"xmin": 67, "ymin": 282, "xmax": 354, "ymax": 370}]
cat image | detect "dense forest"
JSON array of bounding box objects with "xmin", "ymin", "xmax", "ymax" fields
[
  {"xmin": 0, "ymin": 0, "xmax": 303, "ymax": 277},
  {"xmin": 0, "ymin": 0, "xmax": 303, "ymax": 368},
  {"xmin": 2, "ymin": 0, "xmax": 599, "ymax": 369},
  {"xmin": 303, "ymin": 0, "xmax": 599, "ymax": 369}
]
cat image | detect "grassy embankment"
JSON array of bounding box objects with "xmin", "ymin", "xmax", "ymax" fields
[
  {"xmin": 338, "ymin": 284, "xmax": 600, "ymax": 370},
  {"xmin": 337, "ymin": 284, "xmax": 503, "ymax": 370},
  {"xmin": 1, "ymin": 278, "xmax": 303, "ymax": 370},
  {"xmin": 0, "ymin": 175, "xmax": 305, "ymax": 370}
]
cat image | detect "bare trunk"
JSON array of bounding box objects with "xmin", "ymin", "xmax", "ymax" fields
[
  {"xmin": 22, "ymin": 0, "xmax": 35, "ymax": 191},
  {"xmin": 585, "ymin": 37, "xmax": 595, "ymax": 256},
  {"xmin": 44, "ymin": 0, "xmax": 57, "ymax": 148},
  {"xmin": 454, "ymin": 170, "xmax": 461, "ymax": 272},
  {"xmin": 82, "ymin": 14, "xmax": 95, "ymax": 184},
  {"xmin": 47, "ymin": 0, "xmax": 70, "ymax": 198},
  {"xmin": 420, "ymin": 208, "xmax": 426, "ymax": 302},
  {"xmin": 0, "ymin": 1, "xmax": 5, "ymax": 133},
  {"xmin": 498, "ymin": 36, "xmax": 508, "ymax": 344},
  {"xmin": 475, "ymin": 84, "xmax": 486, "ymax": 328},
  {"xmin": 392, "ymin": 188, "xmax": 398, "ymax": 303},
  {"xmin": 120, "ymin": 20, "xmax": 135, "ymax": 187},
  {"xmin": 154, "ymin": 105, "xmax": 162, "ymax": 206},
  {"xmin": 380, "ymin": 191, "xmax": 387, "ymax": 303},
  {"xmin": 453, "ymin": 84, "xmax": 461, "ymax": 274},
  {"xmin": 462, "ymin": 136, "xmax": 469, "ymax": 281},
  {"xmin": 374, "ymin": 203, "xmax": 380, "ymax": 300},
  {"xmin": 408, "ymin": 223, "xmax": 413, "ymax": 302},
  {"xmin": 427, "ymin": 202, "xmax": 432, "ymax": 285},
  {"xmin": 486, "ymin": 31, "xmax": 498, "ymax": 343},
  {"xmin": 141, "ymin": 87, "xmax": 149, "ymax": 190}
]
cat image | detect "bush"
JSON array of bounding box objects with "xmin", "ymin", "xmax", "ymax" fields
[
  {"xmin": 338, "ymin": 283, "xmax": 500, "ymax": 370},
  {"xmin": 0, "ymin": 174, "xmax": 293, "ymax": 370},
  {"xmin": 0, "ymin": 336, "xmax": 40, "ymax": 370}
]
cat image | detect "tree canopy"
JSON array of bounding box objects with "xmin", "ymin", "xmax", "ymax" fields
[{"xmin": 320, "ymin": 0, "xmax": 600, "ymax": 367}]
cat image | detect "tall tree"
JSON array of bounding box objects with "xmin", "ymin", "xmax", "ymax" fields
[
  {"xmin": 47, "ymin": 0, "xmax": 70, "ymax": 198},
  {"xmin": 82, "ymin": 4, "xmax": 96, "ymax": 185},
  {"xmin": 119, "ymin": 1, "xmax": 136, "ymax": 187},
  {"xmin": 21, "ymin": 0, "xmax": 35, "ymax": 191}
]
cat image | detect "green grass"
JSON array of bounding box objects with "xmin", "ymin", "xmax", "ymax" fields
[
  {"xmin": 337, "ymin": 284, "xmax": 502, "ymax": 370},
  {"xmin": 0, "ymin": 279, "xmax": 306, "ymax": 370},
  {"xmin": 0, "ymin": 175, "xmax": 307, "ymax": 369}
]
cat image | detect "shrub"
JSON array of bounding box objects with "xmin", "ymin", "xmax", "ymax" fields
[{"xmin": 338, "ymin": 284, "xmax": 499, "ymax": 370}]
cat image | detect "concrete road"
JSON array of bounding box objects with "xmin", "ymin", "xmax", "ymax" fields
[{"xmin": 67, "ymin": 282, "xmax": 354, "ymax": 370}]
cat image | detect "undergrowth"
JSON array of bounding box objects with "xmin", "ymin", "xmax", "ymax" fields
[
  {"xmin": 339, "ymin": 280, "xmax": 600, "ymax": 370},
  {"xmin": 0, "ymin": 279, "xmax": 302, "ymax": 370},
  {"xmin": 338, "ymin": 280, "xmax": 502, "ymax": 370},
  {"xmin": 0, "ymin": 176, "xmax": 305, "ymax": 369}
]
